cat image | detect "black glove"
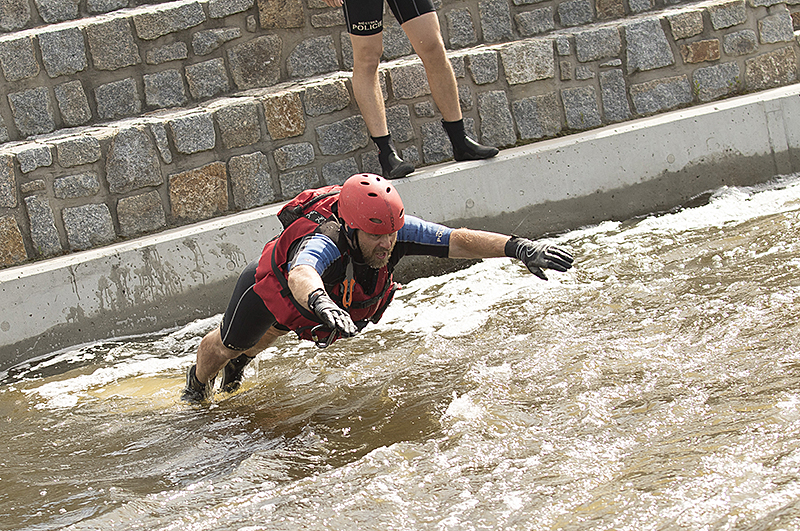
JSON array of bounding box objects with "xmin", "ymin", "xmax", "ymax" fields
[
  {"xmin": 307, "ymin": 288, "xmax": 358, "ymax": 337},
  {"xmin": 504, "ymin": 236, "xmax": 574, "ymax": 280}
]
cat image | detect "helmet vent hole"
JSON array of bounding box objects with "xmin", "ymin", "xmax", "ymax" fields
[
  {"xmin": 367, "ymin": 192, "xmax": 378, "ymax": 197},
  {"xmin": 369, "ymin": 218, "xmax": 383, "ymax": 224}
]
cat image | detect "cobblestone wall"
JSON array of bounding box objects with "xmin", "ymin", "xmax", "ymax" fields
[{"xmin": 0, "ymin": 0, "xmax": 799, "ymax": 268}]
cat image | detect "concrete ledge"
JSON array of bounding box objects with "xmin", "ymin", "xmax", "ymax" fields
[{"xmin": 3, "ymin": 83, "xmax": 800, "ymax": 370}]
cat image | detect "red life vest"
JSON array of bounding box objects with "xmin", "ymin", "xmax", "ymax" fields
[{"xmin": 253, "ymin": 186, "xmax": 397, "ymax": 343}]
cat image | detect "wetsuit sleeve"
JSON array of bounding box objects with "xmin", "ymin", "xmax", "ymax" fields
[
  {"xmin": 395, "ymin": 215, "xmax": 452, "ymax": 257},
  {"xmin": 288, "ymin": 233, "xmax": 342, "ymax": 276}
]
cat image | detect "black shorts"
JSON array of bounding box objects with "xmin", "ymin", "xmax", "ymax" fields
[
  {"xmin": 219, "ymin": 260, "xmax": 289, "ymax": 351},
  {"xmin": 343, "ymin": 0, "xmax": 435, "ymax": 35}
]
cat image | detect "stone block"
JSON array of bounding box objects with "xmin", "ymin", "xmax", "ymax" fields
[
  {"xmin": 575, "ymin": 26, "xmax": 621, "ymax": 62},
  {"xmin": 20, "ymin": 180, "xmax": 45, "ymax": 193},
  {"xmin": 192, "ymin": 28, "xmax": 242, "ymax": 55},
  {"xmin": 263, "ymin": 92, "xmax": 305, "ymax": 140},
  {"xmin": 95, "ymin": 78, "xmax": 141, "ymax": 120},
  {"xmin": 446, "ymin": 8, "xmax": 477, "ymax": 48},
  {"xmin": 149, "ymin": 122, "xmax": 172, "ymax": 164},
  {"xmin": 54, "ymin": 135, "xmax": 101, "ymax": 167},
  {"xmin": 723, "ymin": 29, "xmax": 758, "ymax": 56},
  {"xmin": 274, "ymin": 142, "xmax": 314, "ymax": 171},
  {"xmin": 415, "ymin": 101, "xmax": 437, "ymax": 117},
  {"xmin": 629, "ymin": 0, "xmax": 652, "ymax": 13},
  {"xmin": 421, "ymin": 120, "xmax": 453, "ymax": 163},
  {"xmin": 16, "ymin": 144, "xmax": 52, "ymax": 173},
  {"xmin": 303, "ymin": 80, "xmax": 350, "ymax": 117},
  {"xmin": 599, "ymin": 69, "xmax": 631, "ymax": 122},
  {"xmin": 0, "ymin": 154, "xmax": 15, "ymax": 208},
  {"xmin": 146, "ymin": 42, "xmax": 189, "ymax": 65},
  {"xmin": 382, "ymin": 26, "xmax": 413, "ymax": 60},
  {"xmin": 133, "ymin": 2, "xmax": 206, "ymax": 40},
  {"xmin": 630, "ymin": 75, "xmax": 692, "ymax": 115},
  {"xmin": 341, "ymin": 30, "xmax": 353, "ymax": 70},
  {"xmin": 759, "ymin": 10, "xmax": 794, "ymax": 43},
  {"xmin": 215, "ymin": 99, "xmax": 261, "ymax": 149},
  {"xmin": 8, "ymin": 87, "xmax": 56, "ymax": 137},
  {"xmin": 668, "ymin": 10, "xmax": 704, "ymax": 40},
  {"xmin": 390, "ymin": 63, "xmax": 431, "ymax": 99},
  {"xmin": 258, "ymin": 0, "xmax": 304, "ymax": 28},
  {"xmin": 681, "ymin": 39, "xmax": 721, "ymax": 63},
  {"xmin": 209, "ymin": 0, "xmax": 253, "ymax": 18},
  {"xmin": 322, "ymin": 157, "xmax": 358, "ymax": 185},
  {"xmin": 458, "ymin": 84, "xmax": 474, "ymax": 111},
  {"xmin": 86, "ymin": 18, "xmax": 141, "ymax": 71},
  {"xmin": 144, "ymin": 69, "xmax": 188, "ymax": 109},
  {"xmin": 310, "ymin": 9, "xmax": 345, "ymax": 28},
  {"xmin": 751, "ymin": 0, "xmax": 791, "ymax": 6},
  {"xmin": 288, "ymin": 35, "xmax": 339, "ymax": 78},
  {"xmin": 38, "ymin": 27, "xmax": 86, "ymax": 78},
  {"xmin": 0, "ymin": 0, "xmax": 31, "ymax": 31},
  {"xmin": 118, "ymin": 190, "xmax": 166, "ymax": 237},
  {"xmin": 558, "ymin": 0, "xmax": 593, "ymax": 27},
  {"xmin": 556, "ymin": 35, "xmax": 571, "ymax": 55},
  {"xmin": 478, "ymin": 90, "xmax": 515, "ymax": 147},
  {"xmin": 745, "ymin": 46, "xmax": 797, "ymax": 90},
  {"xmin": 512, "ymin": 92, "xmax": 561, "ymax": 140},
  {"xmin": 54, "ymin": 172, "xmax": 100, "ymax": 198},
  {"xmin": 227, "ymin": 35, "xmax": 282, "ymax": 89},
  {"xmin": 247, "ymin": 14, "xmax": 257, "ymax": 31},
  {"xmin": 500, "ymin": 39, "xmax": 555, "ymax": 85},
  {"xmin": 228, "ymin": 152, "xmax": 275, "ymax": 209},
  {"xmin": 279, "ymin": 168, "xmax": 319, "ymax": 199},
  {"xmin": 24, "ymin": 195, "xmax": 61, "ymax": 256},
  {"xmin": 169, "ymin": 162, "xmax": 228, "ymax": 222},
  {"xmin": 386, "ymin": 105, "xmax": 413, "ymax": 143},
  {"xmin": 596, "ymin": 0, "xmax": 623, "ymax": 19},
  {"xmin": 54, "ymin": 81, "xmax": 91, "ymax": 126},
  {"xmin": 87, "ymin": 0, "xmax": 127, "ymax": 13},
  {"xmin": 576, "ymin": 65, "xmax": 594, "ymax": 79},
  {"xmin": 562, "ymin": 86, "xmax": 601, "ymax": 129},
  {"xmin": 560, "ymin": 60, "xmax": 572, "ymax": 80},
  {"xmin": 63, "ymin": 203, "xmax": 116, "ymax": 250},
  {"xmin": 515, "ymin": 7, "xmax": 554, "ymax": 37},
  {"xmin": 0, "ymin": 216, "xmax": 27, "ymax": 266},
  {"xmin": 34, "ymin": 0, "xmax": 78, "ymax": 23},
  {"xmin": 186, "ymin": 58, "xmax": 230, "ymax": 99},
  {"xmin": 708, "ymin": 0, "xmax": 746, "ymax": 30},
  {"xmin": 316, "ymin": 116, "xmax": 369, "ymax": 156},
  {"xmin": 0, "ymin": 116, "xmax": 7, "ymax": 142},
  {"xmin": 693, "ymin": 61, "xmax": 741, "ymax": 101},
  {"xmin": 479, "ymin": 0, "xmax": 513, "ymax": 42},
  {"xmin": 791, "ymin": 11, "xmax": 800, "ymax": 30},
  {"xmin": 625, "ymin": 19, "xmax": 675, "ymax": 73},
  {"xmin": 106, "ymin": 126, "xmax": 163, "ymax": 194},
  {"xmin": 169, "ymin": 112, "xmax": 215, "ymax": 154},
  {"xmin": 0, "ymin": 36, "xmax": 39, "ymax": 82}
]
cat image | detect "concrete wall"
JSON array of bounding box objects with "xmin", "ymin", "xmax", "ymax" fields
[{"xmin": 2, "ymin": 82, "xmax": 799, "ymax": 371}]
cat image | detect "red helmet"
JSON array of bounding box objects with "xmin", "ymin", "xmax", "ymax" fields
[{"xmin": 339, "ymin": 174, "xmax": 405, "ymax": 234}]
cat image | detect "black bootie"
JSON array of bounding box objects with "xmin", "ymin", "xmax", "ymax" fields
[
  {"xmin": 181, "ymin": 365, "xmax": 215, "ymax": 403},
  {"xmin": 220, "ymin": 353, "xmax": 255, "ymax": 393},
  {"xmin": 442, "ymin": 119, "xmax": 499, "ymax": 161},
  {"xmin": 371, "ymin": 134, "xmax": 414, "ymax": 179}
]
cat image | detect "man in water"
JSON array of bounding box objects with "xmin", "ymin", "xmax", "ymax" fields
[{"xmin": 182, "ymin": 174, "xmax": 574, "ymax": 402}]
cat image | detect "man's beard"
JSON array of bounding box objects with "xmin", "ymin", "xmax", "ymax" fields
[{"xmin": 360, "ymin": 239, "xmax": 395, "ymax": 269}]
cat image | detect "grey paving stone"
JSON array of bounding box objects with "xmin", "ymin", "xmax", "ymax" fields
[
  {"xmin": 117, "ymin": 190, "xmax": 166, "ymax": 237},
  {"xmin": 54, "ymin": 172, "xmax": 101, "ymax": 199},
  {"xmin": 228, "ymin": 151, "xmax": 275, "ymax": 209},
  {"xmin": 708, "ymin": 0, "xmax": 746, "ymax": 30},
  {"xmin": 215, "ymin": 99, "xmax": 261, "ymax": 149},
  {"xmin": 759, "ymin": 10, "xmax": 794, "ymax": 44},
  {"xmin": 386, "ymin": 104, "xmax": 413, "ymax": 143},
  {"xmin": 192, "ymin": 28, "xmax": 241, "ymax": 55},
  {"xmin": 86, "ymin": 18, "xmax": 141, "ymax": 71},
  {"xmin": 106, "ymin": 126, "xmax": 163, "ymax": 194},
  {"xmin": 421, "ymin": 120, "xmax": 453, "ymax": 163},
  {"xmin": 63, "ymin": 203, "xmax": 116, "ymax": 250},
  {"xmin": 24, "ymin": 195, "xmax": 61, "ymax": 256},
  {"xmin": 168, "ymin": 112, "xmax": 216, "ymax": 154},
  {"xmin": 723, "ymin": 29, "xmax": 758, "ymax": 56},
  {"xmin": 446, "ymin": 8, "xmax": 477, "ymax": 48},
  {"xmin": 20, "ymin": 180, "xmax": 45, "ymax": 193},
  {"xmin": 390, "ymin": 63, "xmax": 431, "ymax": 99},
  {"xmin": 478, "ymin": 90, "xmax": 515, "ymax": 147},
  {"xmin": 693, "ymin": 61, "xmax": 740, "ymax": 101},
  {"xmin": 0, "ymin": 117, "xmax": 7, "ymax": 142},
  {"xmin": 54, "ymin": 135, "xmax": 101, "ymax": 167},
  {"xmin": 0, "ymin": 154, "xmax": 14, "ymax": 208},
  {"xmin": 186, "ymin": 58, "xmax": 230, "ymax": 99},
  {"xmin": 34, "ymin": 0, "xmax": 78, "ymax": 23},
  {"xmin": 500, "ymin": 39, "xmax": 555, "ymax": 85},
  {"xmin": 39, "ymin": 27, "xmax": 86, "ymax": 77},
  {"xmin": 316, "ymin": 116, "xmax": 369, "ymax": 156},
  {"xmin": 227, "ymin": 35, "xmax": 282, "ymax": 89},
  {"xmin": 146, "ymin": 42, "xmax": 189, "ymax": 65},
  {"xmin": 310, "ymin": 9, "xmax": 345, "ymax": 28},
  {"xmin": 745, "ymin": 45, "xmax": 797, "ymax": 90},
  {"xmin": 54, "ymin": 80, "xmax": 91, "ymax": 126},
  {"xmin": 149, "ymin": 122, "xmax": 172, "ymax": 164},
  {"xmin": 382, "ymin": 24, "xmax": 412, "ymax": 59},
  {"xmin": 8, "ymin": 87, "xmax": 56, "ymax": 137},
  {"xmin": 279, "ymin": 168, "xmax": 320, "ymax": 199},
  {"xmin": 0, "ymin": 36, "xmax": 39, "ymax": 82},
  {"xmin": 562, "ymin": 85, "xmax": 601, "ymax": 129},
  {"xmin": 94, "ymin": 78, "xmax": 141, "ymax": 120},
  {"xmin": 512, "ymin": 92, "xmax": 561, "ymax": 140},
  {"xmin": 625, "ymin": 18, "xmax": 675, "ymax": 73},
  {"xmin": 133, "ymin": 1, "xmax": 207, "ymax": 40},
  {"xmin": 0, "ymin": 0, "xmax": 31, "ymax": 31},
  {"xmin": 575, "ymin": 26, "xmax": 621, "ymax": 62},
  {"xmin": 558, "ymin": 0, "xmax": 593, "ymax": 27},
  {"xmin": 560, "ymin": 60, "xmax": 572, "ymax": 81},
  {"xmin": 303, "ymin": 80, "xmax": 350, "ymax": 117},
  {"xmin": 287, "ymin": 35, "xmax": 339, "ymax": 78},
  {"xmin": 274, "ymin": 142, "xmax": 315, "ymax": 171},
  {"xmin": 458, "ymin": 83, "xmax": 474, "ymax": 111},
  {"xmin": 515, "ymin": 7, "xmax": 554, "ymax": 37},
  {"xmin": 208, "ymin": 0, "xmax": 253, "ymax": 18},
  {"xmin": 556, "ymin": 35, "xmax": 571, "ymax": 55},
  {"xmin": 479, "ymin": 0, "xmax": 513, "ymax": 42},
  {"xmin": 629, "ymin": 0, "xmax": 652, "ymax": 14},
  {"xmin": 629, "ymin": 75, "xmax": 692, "ymax": 115},
  {"xmin": 322, "ymin": 157, "xmax": 358, "ymax": 185},
  {"xmin": 667, "ymin": 10, "xmax": 704, "ymax": 40},
  {"xmin": 87, "ymin": 0, "xmax": 128, "ymax": 13},
  {"xmin": 415, "ymin": 101, "xmax": 437, "ymax": 117},
  {"xmin": 144, "ymin": 69, "xmax": 188, "ymax": 109},
  {"xmin": 599, "ymin": 68, "xmax": 631, "ymax": 122},
  {"xmin": 16, "ymin": 143, "xmax": 52, "ymax": 173},
  {"xmin": 576, "ymin": 65, "xmax": 594, "ymax": 79}
]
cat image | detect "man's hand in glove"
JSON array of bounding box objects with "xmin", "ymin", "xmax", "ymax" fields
[
  {"xmin": 504, "ymin": 236, "xmax": 574, "ymax": 280},
  {"xmin": 307, "ymin": 288, "xmax": 358, "ymax": 337}
]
